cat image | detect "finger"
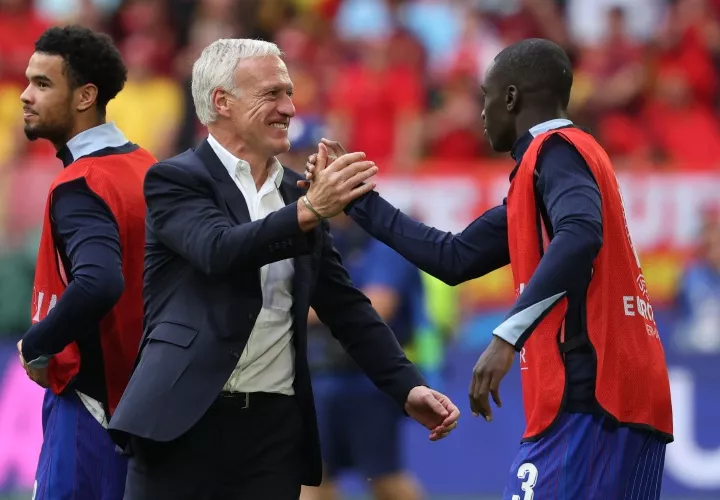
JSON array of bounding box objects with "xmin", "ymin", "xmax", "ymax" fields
[
  {"xmin": 439, "ymin": 405, "xmax": 460, "ymax": 428},
  {"xmin": 347, "ymin": 181, "xmax": 376, "ymax": 201},
  {"xmin": 473, "ymin": 376, "xmax": 492, "ymax": 422},
  {"xmin": 337, "ymin": 161, "xmax": 376, "ymax": 184},
  {"xmin": 304, "ymin": 168, "xmax": 314, "ymax": 182},
  {"xmin": 325, "ymin": 151, "xmax": 366, "ymax": 173},
  {"xmin": 432, "ymin": 419, "xmax": 458, "ymax": 435},
  {"xmin": 469, "ymin": 377, "xmax": 480, "ymax": 417},
  {"xmin": 342, "ymin": 164, "xmax": 378, "ymax": 189},
  {"xmin": 435, "ymin": 422, "xmax": 457, "ymax": 434},
  {"xmin": 490, "ymin": 373, "xmax": 503, "ymax": 408},
  {"xmin": 307, "ymin": 153, "xmax": 317, "ymax": 165},
  {"xmin": 424, "ymin": 393, "xmax": 449, "ymax": 419},
  {"xmin": 296, "ymin": 180, "xmax": 309, "ymax": 189},
  {"xmin": 429, "ymin": 430, "xmax": 451, "ymax": 441},
  {"xmin": 428, "ymin": 391, "xmax": 460, "ymax": 427},
  {"xmin": 315, "ymin": 143, "xmax": 329, "ymax": 173},
  {"xmin": 321, "ymin": 138, "xmax": 347, "ymax": 156}
]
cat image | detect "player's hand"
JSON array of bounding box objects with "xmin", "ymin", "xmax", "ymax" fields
[
  {"xmin": 404, "ymin": 386, "xmax": 460, "ymax": 441},
  {"xmin": 16, "ymin": 340, "xmax": 24, "ymax": 367},
  {"xmin": 302, "ymin": 143, "xmax": 377, "ymax": 218},
  {"xmin": 469, "ymin": 336, "xmax": 515, "ymax": 422},
  {"xmin": 17, "ymin": 340, "xmax": 50, "ymax": 388},
  {"xmin": 297, "ymin": 138, "xmax": 346, "ymax": 189}
]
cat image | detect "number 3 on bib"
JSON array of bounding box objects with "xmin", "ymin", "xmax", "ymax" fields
[{"xmin": 511, "ymin": 462, "xmax": 538, "ymax": 500}]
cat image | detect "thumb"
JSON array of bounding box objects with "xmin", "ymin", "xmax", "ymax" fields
[
  {"xmin": 424, "ymin": 393, "xmax": 449, "ymax": 418},
  {"xmin": 315, "ymin": 142, "xmax": 329, "ymax": 173}
]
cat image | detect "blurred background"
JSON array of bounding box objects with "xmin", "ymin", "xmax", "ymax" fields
[{"xmin": 0, "ymin": 0, "xmax": 719, "ymax": 498}]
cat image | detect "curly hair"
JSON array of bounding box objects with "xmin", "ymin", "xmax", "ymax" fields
[{"xmin": 35, "ymin": 25, "xmax": 127, "ymax": 114}]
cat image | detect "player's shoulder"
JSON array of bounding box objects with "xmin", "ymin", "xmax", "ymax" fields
[
  {"xmin": 537, "ymin": 129, "xmax": 591, "ymax": 167},
  {"xmin": 539, "ymin": 130, "xmax": 580, "ymax": 152},
  {"xmin": 147, "ymin": 148, "xmax": 209, "ymax": 183}
]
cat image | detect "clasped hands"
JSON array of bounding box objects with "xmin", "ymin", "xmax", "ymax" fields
[
  {"xmin": 295, "ymin": 140, "xmax": 376, "ymax": 220},
  {"xmin": 299, "ymin": 139, "xmax": 517, "ymax": 429}
]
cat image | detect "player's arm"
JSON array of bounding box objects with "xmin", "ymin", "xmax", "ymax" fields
[
  {"xmin": 345, "ymin": 193, "xmax": 510, "ymax": 286},
  {"xmin": 21, "ymin": 179, "xmax": 125, "ymax": 366},
  {"xmin": 144, "ymin": 162, "xmax": 312, "ymax": 276},
  {"xmin": 493, "ymin": 136, "xmax": 603, "ymax": 350},
  {"xmin": 310, "ymin": 222, "xmax": 426, "ymax": 409}
]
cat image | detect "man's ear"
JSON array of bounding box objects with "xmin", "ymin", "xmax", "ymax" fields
[
  {"xmin": 506, "ymin": 85, "xmax": 519, "ymax": 113},
  {"xmin": 212, "ymin": 88, "xmax": 234, "ymax": 119},
  {"xmin": 76, "ymin": 84, "xmax": 98, "ymax": 113}
]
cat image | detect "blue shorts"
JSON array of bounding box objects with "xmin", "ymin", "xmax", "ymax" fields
[
  {"xmin": 33, "ymin": 390, "xmax": 128, "ymax": 500},
  {"xmin": 313, "ymin": 374, "xmax": 404, "ymax": 480},
  {"xmin": 503, "ymin": 412, "xmax": 667, "ymax": 500}
]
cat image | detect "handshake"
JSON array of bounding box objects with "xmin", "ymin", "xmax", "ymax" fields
[{"xmin": 295, "ymin": 138, "xmax": 376, "ymax": 221}]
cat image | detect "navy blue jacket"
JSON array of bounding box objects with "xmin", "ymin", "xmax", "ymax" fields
[
  {"xmin": 345, "ymin": 121, "xmax": 603, "ymax": 412},
  {"xmin": 107, "ymin": 139, "xmax": 425, "ymax": 486}
]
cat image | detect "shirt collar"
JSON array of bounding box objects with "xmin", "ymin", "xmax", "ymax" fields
[
  {"xmin": 510, "ymin": 118, "xmax": 574, "ymax": 164},
  {"xmin": 56, "ymin": 122, "xmax": 129, "ymax": 167},
  {"xmin": 207, "ymin": 134, "xmax": 284, "ymax": 188}
]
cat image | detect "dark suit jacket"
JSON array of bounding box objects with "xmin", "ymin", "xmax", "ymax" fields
[{"xmin": 107, "ymin": 139, "xmax": 425, "ymax": 486}]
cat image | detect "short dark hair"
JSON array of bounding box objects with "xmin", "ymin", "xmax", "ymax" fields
[
  {"xmin": 35, "ymin": 25, "xmax": 127, "ymax": 114},
  {"xmin": 492, "ymin": 38, "xmax": 573, "ymax": 109}
]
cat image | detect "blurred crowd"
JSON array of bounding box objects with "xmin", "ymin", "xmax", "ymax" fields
[
  {"xmin": 0, "ymin": 0, "xmax": 719, "ymax": 349},
  {"xmin": 3, "ymin": 0, "xmax": 720, "ymax": 170}
]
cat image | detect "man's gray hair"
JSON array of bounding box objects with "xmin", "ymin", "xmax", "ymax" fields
[{"xmin": 191, "ymin": 38, "xmax": 282, "ymax": 125}]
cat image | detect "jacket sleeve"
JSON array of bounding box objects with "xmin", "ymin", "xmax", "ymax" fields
[
  {"xmin": 144, "ymin": 162, "xmax": 310, "ymax": 276},
  {"xmin": 310, "ymin": 222, "xmax": 426, "ymax": 409},
  {"xmin": 345, "ymin": 192, "xmax": 510, "ymax": 285}
]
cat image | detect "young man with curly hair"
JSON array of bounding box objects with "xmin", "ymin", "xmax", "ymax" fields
[{"xmin": 17, "ymin": 25, "xmax": 156, "ymax": 499}]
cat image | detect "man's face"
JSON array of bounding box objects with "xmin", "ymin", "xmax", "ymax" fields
[
  {"xmin": 226, "ymin": 55, "xmax": 295, "ymax": 158},
  {"xmin": 481, "ymin": 61, "xmax": 517, "ymax": 153},
  {"xmin": 20, "ymin": 52, "xmax": 75, "ymax": 143}
]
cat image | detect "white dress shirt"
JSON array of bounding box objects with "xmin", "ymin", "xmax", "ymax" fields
[{"xmin": 207, "ymin": 134, "xmax": 296, "ymax": 395}]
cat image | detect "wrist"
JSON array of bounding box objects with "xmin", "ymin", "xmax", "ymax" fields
[
  {"xmin": 492, "ymin": 334, "xmax": 518, "ymax": 352},
  {"xmin": 297, "ymin": 198, "xmax": 321, "ymax": 232}
]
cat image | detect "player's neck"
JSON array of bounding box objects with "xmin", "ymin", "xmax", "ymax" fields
[
  {"xmin": 515, "ymin": 109, "xmax": 567, "ymax": 141},
  {"xmin": 55, "ymin": 117, "xmax": 107, "ymax": 152}
]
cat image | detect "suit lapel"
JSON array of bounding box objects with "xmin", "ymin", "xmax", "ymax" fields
[
  {"xmin": 278, "ymin": 175, "xmax": 300, "ymax": 207},
  {"xmin": 195, "ymin": 139, "xmax": 251, "ymax": 223}
]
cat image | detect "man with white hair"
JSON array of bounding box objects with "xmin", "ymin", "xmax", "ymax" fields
[{"xmin": 108, "ymin": 39, "xmax": 461, "ymax": 500}]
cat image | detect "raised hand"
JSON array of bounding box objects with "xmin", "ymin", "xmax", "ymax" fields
[
  {"xmin": 302, "ymin": 142, "xmax": 377, "ymax": 219},
  {"xmin": 297, "ymin": 138, "xmax": 348, "ymax": 189}
]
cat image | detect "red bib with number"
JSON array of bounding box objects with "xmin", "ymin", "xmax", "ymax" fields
[
  {"xmin": 506, "ymin": 127, "xmax": 673, "ymax": 440},
  {"xmin": 31, "ymin": 146, "xmax": 154, "ymax": 414}
]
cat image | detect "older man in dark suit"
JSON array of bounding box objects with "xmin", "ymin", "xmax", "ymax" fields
[{"xmin": 108, "ymin": 38, "xmax": 460, "ymax": 500}]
